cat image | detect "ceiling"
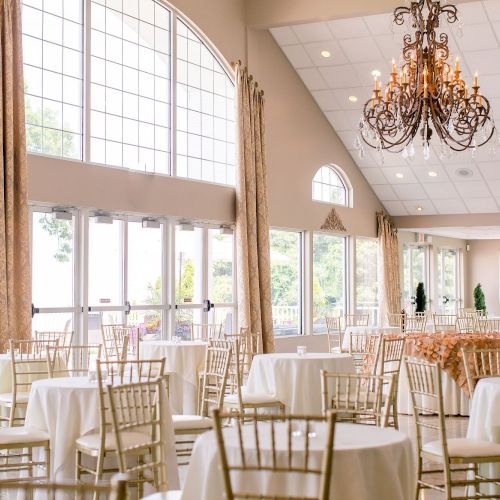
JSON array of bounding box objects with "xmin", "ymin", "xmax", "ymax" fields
[
  {"xmin": 270, "ymin": 0, "xmax": 500, "ymax": 217},
  {"xmin": 407, "ymin": 226, "xmax": 500, "ymax": 240}
]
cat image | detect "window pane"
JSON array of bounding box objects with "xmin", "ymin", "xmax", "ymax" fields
[
  {"xmin": 128, "ymin": 309, "xmax": 162, "ymax": 336},
  {"xmin": 90, "ymin": 0, "xmax": 171, "ymax": 173},
  {"xmin": 127, "ymin": 222, "xmax": 162, "ymax": 305},
  {"xmin": 176, "ymin": 19, "xmax": 235, "ymax": 185},
  {"xmin": 175, "ymin": 227, "xmax": 203, "ymax": 304},
  {"xmin": 355, "ymin": 238, "xmax": 379, "ymax": 325},
  {"xmin": 438, "ymin": 249, "xmax": 458, "ymax": 314},
  {"xmin": 312, "ymin": 166, "xmax": 347, "ymax": 205},
  {"xmin": 88, "ymin": 219, "xmax": 123, "ymax": 306},
  {"xmin": 208, "ymin": 229, "xmax": 233, "ymax": 303},
  {"xmin": 32, "ymin": 312, "xmax": 73, "ymax": 333},
  {"xmin": 22, "ymin": 0, "xmax": 84, "ymax": 159},
  {"xmin": 32, "ymin": 211, "xmax": 74, "ymax": 308},
  {"xmin": 313, "ymin": 233, "xmax": 345, "ymax": 333},
  {"xmin": 403, "ymin": 246, "xmax": 426, "ymax": 311},
  {"xmin": 270, "ymin": 230, "xmax": 302, "ymax": 336}
]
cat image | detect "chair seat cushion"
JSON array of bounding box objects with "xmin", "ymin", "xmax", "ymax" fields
[
  {"xmin": 224, "ymin": 391, "xmax": 281, "ymax": 405},
  {"xmin": 172, "ymin": 415, "xmax": 213, "ymax": 431},
  {"xmin": 141, "ymin": 491, "xmax": 182, "ymax": 500},
  {"xmin": 0, "ymin": 427, "xmax": 49, "ymax": 445},
  {"xmin": 423, "ymin": 438, "xmax": 500, "ymax": 458},
  {"xmin": 75, "ymin": 431, "xmax": 149, "ymax": 452},
  {"xmin": 0, "ymin": 392, "xmax": 30, "ymax": 404}
]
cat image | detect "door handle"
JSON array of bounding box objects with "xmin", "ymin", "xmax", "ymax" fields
[
  {"xmin": 31, "ymin": 304, "xmax": 40, "ymax": 318},
  {"xmin": 203, "ymin": 299, "xmax": 212, "ymax": 312}
]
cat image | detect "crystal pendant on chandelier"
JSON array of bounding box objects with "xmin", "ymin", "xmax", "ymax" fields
[{"xmin": 359, "ymin": 0, "xmax": 495, "ymax": 156}]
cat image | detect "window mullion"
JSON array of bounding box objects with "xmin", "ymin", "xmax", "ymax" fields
[{"xmin": 171, "ymin": 11, "xmax": 177, "ymax": 177}]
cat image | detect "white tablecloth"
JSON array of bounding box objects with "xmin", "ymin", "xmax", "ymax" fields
[
  {"xmin": 181, "ymin": 422, "xmax": 415, "ymax": 500},
  {"xmin": 398, "ymin": 361, "xmax": 470, "ymax": 416},
  {"xmin": 342, "ymin": 326, "xmax": 401, "ymax": 350},
  {"xmin": 245, "ymin": 353, "xmax": 355, "ymax": 414},
  {"xmin": 24, "ymin": 377, "xmax": 179, "ymax": 489},
  {"xmin": 140, "ymin": 340, "xmax": 207, "ymax": 414},
  {"xmin": 467, "ymin": 377, "xmax": 500, "ymax": 495}
]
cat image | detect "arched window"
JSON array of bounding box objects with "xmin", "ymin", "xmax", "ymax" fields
[
  {"xmin": 21, "ymin": 0, "xmax": 236, "ymax": 185},
  {"xmin": 312, "ymin": 165, "xmax": 350, "ymax": 206}
]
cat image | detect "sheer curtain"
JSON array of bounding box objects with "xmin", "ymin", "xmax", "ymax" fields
[
  {"xmin": 235, "ymin": 63, "xmax": 274, "ymax": 353},
  {"xmin": 377, "ymin": 211, "xmax": 401, "ymax": 326},
  {"xmin": 0, "ymin": 0, "xmax": 31, "ymax": 351}
]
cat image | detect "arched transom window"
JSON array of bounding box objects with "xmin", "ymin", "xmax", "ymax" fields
[{"xmin": 312, "ymin": 165, "xmax": 350, "ymax": 206}]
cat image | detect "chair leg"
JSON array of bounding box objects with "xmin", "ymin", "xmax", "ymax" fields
[
  {"xmin": 415, "ymin": 457, "xmax": 422, "ymax": 500},
  {"xmin": 9, "ymin": 403, "xmax": 15, "ymax": 427},
  {"xmin": 45, "ymin": 442, "xmax": 51, "ymax": 481}
]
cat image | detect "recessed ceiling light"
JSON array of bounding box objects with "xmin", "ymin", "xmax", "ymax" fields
[
  {"xmin": 371, "ymin": 69, "xmax": 381, "ymax": 78},
  {"xmin": 320, "ymin": 50, "xmax": 331, "ymax": 58},
  {"xmin": 428, "ymin": 171, "xmax": 438, "ymax": 177},
  {"xmin": 348, "ymin": 95, "xmax": 358, "ymax": 103},
  {"xmin": 395, "ymin": 173, "xmax": 404, "ymax": 179},
  {"xmin": 416, "ymin": 205, "xmax": 423, "ymax": 212}
]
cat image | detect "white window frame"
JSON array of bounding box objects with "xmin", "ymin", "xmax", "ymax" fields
[{"xmin": 312, "ymin": 164, "xmax": 353, "ymax": 208}]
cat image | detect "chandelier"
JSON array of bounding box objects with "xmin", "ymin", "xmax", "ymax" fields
[{"xmin": 358, "ymin": 0, "xmax": 495, "ymax": 161}]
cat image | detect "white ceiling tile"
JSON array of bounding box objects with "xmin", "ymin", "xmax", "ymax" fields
[
  {"xmin": 432, "ymin": 198, "xmax": 468, "ymax": 214},
  {"xmin": 463, "ymin": 197, "xmax": 499, "ymax": 213},
  {"xmin": 339, "ymin": 38, "xmax": 383, "ymax": 63},
  {"xmin": 444, "ymin": 163, "xmax": 483, "ymax": 182},
  {"xmin": 319, "ymin": 65, "xmax": 361, "ymax": 89},
  {"xmin": 474, "ymin": 75, "xmax": 500, "ymax": 99},
  {"xmin": 456, "ymin": 2, "xmax": 488, "ymax": 24},
  {"xmin": 412, "ymin": 165, "xmax": 450, "ymax": 183},
  {"xmin": 374, "ymin": 35, "xmax": 403, "ymax": 61},
  {"xmin": 403, "ymin": 200, "xmax": 437, "ymax": 215},
  {"xmin": 455, "ymin": 180, "xmax": 491, "ymax": 198},
  {"xmin": 327, "ymin": 18, "xmax": 370, "ymax": 39},
  {"xmin": 310, "ymin": 90, "xmax": 341, "ymax": 111},
  {"xmin": 361, "ymin": 168, "xmax": 387, "ymax": 185},
  {"xmin": 372, "ymin": 184, "xmax": 399, "ymax": 201},
  {"xmin": 456, "ymin": 23, "xmax": 498, "ymax": 52},
  {"xmin": 270, "ymin": 27, "xmax": 300, "ymax": 46},
  {"xmin": 466, "ymin": 144, "xmax": 497, "ymax": 163},
  {"xmin": 477, "ymin": 162, "xmax": 500, "ymax": 180},
  {"xmin": 381, "ymin": 201, "xmax": 408, "ymax": 216},
  {"xmin": 325, "ymin": 109, "xmax": 361, "ymax": 131},
  {"xmin": 292, "ymin": 22, "xmax": 333, "ymax": 43},
  {"xmin": 422, "ymin": 182, "xmax": 459, "ymax": 199},
  {"xmin": 463, "ymin": 48, "xmax": 500, "ymax": 76},
  {"xmin": 353, "ymin": 61, "xmax": 391, "ymax": 88},
  {"xmin": 332, "ymin": 87, "xmax": 372, "ymax": 109},
  {"xmin": 351, "ymin": 149, "xmax": 378, "ymax": 169},
  {"xmin": 392, "ymin": 183, "xmax": 427, "ymax": 200},
  {"xmin": 303, "ymin": 41, "xmax": 348, "ymax": 67},
  {"xmin": 296, "ymin": 68, "xmax": 328, "ymax": 91},
  {"xmin": 485, "ymin": 179, "xmax": 500, "ymax": 192},
  {"xmin": 281, "ymin": 45, "xmax": 314, "ymax": 69},
  {"xmin": 336, "ymin": 130, "xmax": 359, "ymax": 150},
  {"xmin": 485, "ymin": 0, "xmax": 500, "ymax": 22},
  {"xmin": 363, "ymin": 13, "xmax": 394, "ymax": 36},
  {"xmin": 382, "ymin": 167, "xmax": 417, "ymax": 184}
]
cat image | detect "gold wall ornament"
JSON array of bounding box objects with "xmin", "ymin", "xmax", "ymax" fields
[
  {"xmin": 321, "ymin": 208, "xmax": 346, "ymax": 232},
  {"xmin": 357, "ymin": 0, "xmax": 496, "ymax": 161}
]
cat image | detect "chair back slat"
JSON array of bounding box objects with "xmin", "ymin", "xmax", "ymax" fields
[
  {"xmin": 325, "ymin": 317, "xmax": 342, "ymax": 352},
  {"xmin": 344, "ymin": 314, "xmax": 369, "ymax": 327},
  {"xmin": 432, "ymin": 314, "xmax": 457, "ymax": 332},
  {"xmin": 47, "ymin": 344, "xmax": 102, "ymax": 377},
  {"xmin": 462, "ymin": 347, "xmax": 500, "ymax": 396},
  {"xmin": 348, "ymin": 333, "xmax": 381, "ymax": 373},
  {"xmin": 190, "ymin": 323, "xmax": 223, "ymax": 341},
  {"xmin": 34, "ymin": 330, "xmax": 73, "ymax": 347},
  {"xmin": 404, "ymin": 315, "xmax": 427, "ymax": 333}
]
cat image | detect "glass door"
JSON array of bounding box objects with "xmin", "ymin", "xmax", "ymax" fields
[
  {"xmin": 437, "ymin": 249, "xmax": 459, "ymax": 313},
  {"xmin": 403, "ymin": 245, "xmax": 428, "ymax": 312},
  {"xmin": 31, "ymin": 208, "xmax": 78, "ymax": 336}
]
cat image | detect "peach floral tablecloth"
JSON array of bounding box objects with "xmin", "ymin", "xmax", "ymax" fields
[{"xmin": 401, "ymin": 332, "xmax": 500, "ymax": 398}]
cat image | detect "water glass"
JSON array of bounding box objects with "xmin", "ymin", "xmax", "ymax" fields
[{"xmin": 297, "ymin": 345, "xmax": 307, "ymax": 356}]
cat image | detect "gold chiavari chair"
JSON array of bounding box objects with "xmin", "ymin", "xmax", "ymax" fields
[
  {"xmin": 173, "ymin": 340, "xmax": 231, "ymax": 464},
  {"xmin": 404, "ymin": 315, "xmax": 427, "ymax": 333},
  {"xmin": 462, "ymin": 347, "xmax": 500, "ymax": 397},
  {"xmin": 456, "ymin": 315, "xmax": 477, "ymax": 333},
  {"xmin": 224, "ymin": 329, "xmax": 261, "ymax": 384},
  {"xmin": 113, "ymin": 325, "xmax": 140, "ymax": 359},
  {"xmin": 223, "ymin": 338, "xmax": 285, "ymax": 417},
  {"xmin": 387, "ymin": 312, "xmax": 405, "ymax": 330},
  {"xmin": 377, "ymin": 337, "xmax": 405, "ymax": 429},
  {"xmin": 34, "ymin": 330, "xmax": 74, "ymax": 347},
  {"xmin": 0, "ymin": 474, "xmax": 127, "ymax": 499},
  {"xmin": 101, "ymin": 323, "xmax": 126, "ymax": 361},
  {"xmin": 108, "ymin": 379, "xmax": 181, "ymax": 499},
  {"xmin": 320, "ymin": 371, "xmax": 395, "ymax": 427},
  {"xmin": 477, "ymin": 318, "xmax": 500, "ymax": 333},
  {"xmin": 348, "ymin": 333, "xmax": 381, "ymax": 373},
  {"xmin": 212, "ymin": 408, "xmax": 337, "ymax": 500},
  {"xmin": 344, "ymin": 314, "xmax": 369, "ymax": 327},
  {"xmin": 325, "ymin": 316, "xmax": 343, "ymax": 352},
  {"xmin": 47, "ymin": 344, "xmax": 102, "ymax": 378},
  {"xmin": 432, "ymin": 314, "xmax": 457, "ymax": 332},
  {"xmin": 190, "ymin": 323, "xmax": 223, "ymax": 341},
  {"xmin": 75, "ymin": 359, "xmax": 166, "ymax": 487},
  {"xmin": 457, "ymin": 308, "xmax": 477, "ymax": 317},
  {"xmin": 0, "ymin": 339, "xmax": 58, "ymax": 427},
  {"xmin": 406, "ymin": 357, "xmax": 500, "ymax": 499}
]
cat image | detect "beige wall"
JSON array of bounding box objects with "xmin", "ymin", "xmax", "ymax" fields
[{"xmin": 468, "ymin": 240, "xmax": 500, "ymax": 315}]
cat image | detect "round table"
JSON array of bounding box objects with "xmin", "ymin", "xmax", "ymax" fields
[
  {"xmin": 24, "ymin": 376, "xmax": 179, "ymax": 488},
  {"xmin": 342, "ymin": 326, "xmax": 400, "ymax": 350},
  {"xmin": 181, "ymin": 422, "xmax": 415, "ymax": 500},
  {"xmin": 140, "ymin": 340, "xmax": 207, "ymax": 414},
  {"xmin": 245, "ymin": 353, "xmax": 355, "ymax": 414},
  {"xmin": 467, "ymin": 377, "xmax": 500, "ymax": 495}
]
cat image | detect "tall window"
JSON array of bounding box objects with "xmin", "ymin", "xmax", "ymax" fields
[
  {"xmin": 403, "ymin": 245, "xmax": 428, "ymax": 312},
  {"xmin": 22, "ymin": 0, "xmax": 236, "ymax": 185},
  {"xmin": 313, "ymin": 233, "xmax": 346, "ymax": 333},
  {"xmin": 437, "ymin": 249, "xmax": 459, "ymax": 314},
  {"xmin": 355, "ymin": 238, "xmax": 379, "ymax": 325},
  {"xmin": 270, "ymin": 230, "xmax": 302, "ymax": 336},
  {"xmin": 312, "ymin": 166, "xmax": 349, "ymax": 206}
]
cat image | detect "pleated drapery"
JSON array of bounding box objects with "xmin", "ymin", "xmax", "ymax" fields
[
  {"xmin": 0, "ymin": 0, "xmax": 31, "ymax": 351},
  {"xmin": 377, "ymin": 211, "xmax": 401, "ymax": 325},
  {"xmin": 235, "ymin": 63, "xmax": 274, "ymax": 353}
]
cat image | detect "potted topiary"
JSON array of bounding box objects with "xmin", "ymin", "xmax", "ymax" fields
[
  {"xmin": 415, "ymin": 282, "xmax": 427, "ymax": 313},
  {"xmin": 473, "ymin": 283, "xmax": 486, "ymax": 314}
]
